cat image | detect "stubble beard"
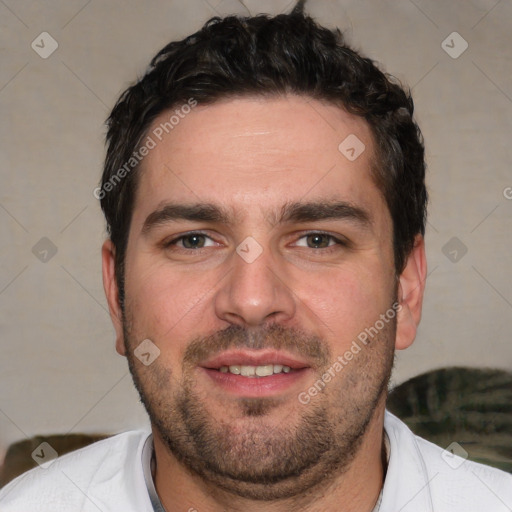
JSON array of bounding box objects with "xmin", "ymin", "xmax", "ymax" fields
[{"xmin": 123, "ymin": 317, "xmax": 395, "ymax": 501}]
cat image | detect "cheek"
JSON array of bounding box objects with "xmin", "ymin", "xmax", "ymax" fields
[
  {"xmin": 123, "ymin": 256, "xmax": 215, "ymax": 343},
  {"xmin": 294, "ymin": 261, "xmax": 392, "ymax": 346}
]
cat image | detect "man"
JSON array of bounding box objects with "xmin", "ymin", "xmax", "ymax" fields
[{"xmin": 1, "ymin": 2, "xmax": 511, "ymax": 511}]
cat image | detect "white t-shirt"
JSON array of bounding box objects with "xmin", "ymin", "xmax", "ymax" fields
[{"xmin": 1, "ymin": 411, "xmax": 511, "ymax": 511}]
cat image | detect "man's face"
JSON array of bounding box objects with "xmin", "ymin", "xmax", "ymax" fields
[{"xmin": 113, "ymin": 95, "xmax": 401, "ymax": 499}]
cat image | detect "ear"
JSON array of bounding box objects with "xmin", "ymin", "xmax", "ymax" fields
[
  {"xmin": 395, "ymin": 234, "xmax": 427, "ymax": 350},
  {"xmin": 102, "ymin": 239, "xmax": 126, "ymax": 356}
]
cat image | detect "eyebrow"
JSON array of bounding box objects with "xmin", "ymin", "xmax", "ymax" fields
[{"xmin": 141, "ymin": 199, "xmax": 372, "ymax": 236}]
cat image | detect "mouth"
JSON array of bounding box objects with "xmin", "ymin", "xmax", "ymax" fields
[
  {"xmin": 218, "ymin": 363, "xmax": 292, "ymax": 377},
  {"xmin": 199, "ymin": 350, "xmax": 311, "ymax": 398}
]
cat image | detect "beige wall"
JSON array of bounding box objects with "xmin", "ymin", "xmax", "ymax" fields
[{"xmin": 1, "ymin": 0, "xmax": 511, "ymax": 458}]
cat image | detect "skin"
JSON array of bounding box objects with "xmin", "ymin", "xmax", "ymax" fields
[{"xmin": 102, "ymin": 94, "xmax": 427, "ymax": 512}]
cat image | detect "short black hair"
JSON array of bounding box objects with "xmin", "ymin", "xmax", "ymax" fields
[{"xmin": 99, "ymin": 3, "xmax": 427, "ymax": 310}]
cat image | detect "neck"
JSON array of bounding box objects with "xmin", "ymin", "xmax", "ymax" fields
[{"xmin": 152, "ymin": 405, "xmax": 387, "ymax": 512}]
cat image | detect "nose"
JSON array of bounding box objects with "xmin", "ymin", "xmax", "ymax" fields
[{"xmin": 213, "ymin": 240, "xmax": 297, "ymax": 328}]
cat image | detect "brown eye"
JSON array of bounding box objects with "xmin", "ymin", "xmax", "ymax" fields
[
  {"xmin": 164, "ymin": 232, "xmax": 214, "ymax": 250},
  {"xmin": 306, "ymin": 234, "xmax": 331, "ymax": 249},
  {"xmin": 180, "ymin": 234, "xmax": 207, "ymax": 249},
  {"xmin": 293, "ymin": 232, "xmax": 347, "ymax": 253}
]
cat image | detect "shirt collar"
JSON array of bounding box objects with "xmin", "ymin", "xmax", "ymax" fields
[
  {"xmin": 142, "ymin": 434, "xmax": 167, "ymax": 512},
  {"xmin": 380, "ymin": 411, "xmax": 434, "ymax": 511}
]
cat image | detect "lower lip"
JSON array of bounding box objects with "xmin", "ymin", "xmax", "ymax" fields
[{"xmin": 201, "ymin": 368, "xmax": 310, "ymax": 397}]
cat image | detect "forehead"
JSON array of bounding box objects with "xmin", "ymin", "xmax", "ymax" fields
[{"xmin": 132, "ymin": 95, "xmax": 389, "ymax": 231}]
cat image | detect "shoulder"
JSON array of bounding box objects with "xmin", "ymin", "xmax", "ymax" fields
[
  {"xmin": 383, "ymin": 411, "xmax": 512, "ymax": 512},
  {"xmin": 414, "ymin": 433, "xmax": 512, "ymax": 505},
  {"xmin": 0, "ymin": 430, "xmax": 152, "ymax": 512}
]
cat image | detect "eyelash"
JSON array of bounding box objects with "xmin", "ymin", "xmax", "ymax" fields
[{"xmin": 163, "ymin": 231, "xmax": 347, "ymax": 254}]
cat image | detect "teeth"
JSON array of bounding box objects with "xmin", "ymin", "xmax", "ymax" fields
[
  {"xmin": 219, "ymin": 364, "xmax": 292, "ymax": 377},
  {"xmin": 255, "ymin": 365, "xmax": 273, "ymax": 377},
  {"xmin": 240, "ymin": 366, "xmax": 256, "ymax": 377}
]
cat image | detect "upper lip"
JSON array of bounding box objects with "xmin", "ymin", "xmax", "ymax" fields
[{"xmin": 200, "ymin": 350, "xmax": 311, "ymax": 370}]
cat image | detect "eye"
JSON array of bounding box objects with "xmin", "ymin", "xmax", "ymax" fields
[
  {"xmin": 163, "ymin": 231, "xmax": 347, "ymax": 253},
  {"xmin": 164, "ymin": 232, "xmax": 216, "ymax": 250},
  {"xmin": 294, "ymin": 232, "xmax": 346, "ymax": 250}
]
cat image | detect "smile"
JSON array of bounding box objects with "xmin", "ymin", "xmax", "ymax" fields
[
  {"xmin": 199, "ymin": 350, "xmax": 310, "ymax": 397},
  {"xmin": 218, "ymin": 364, "xmax": 292, "ymax": 376}
]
